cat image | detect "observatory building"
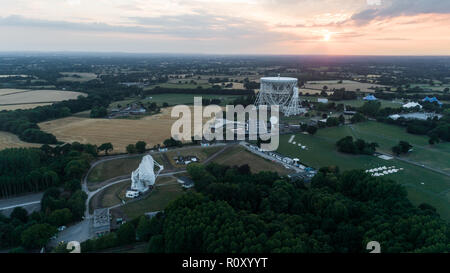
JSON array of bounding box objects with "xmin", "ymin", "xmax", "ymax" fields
[
  {"xmin": 130, "ymin": 155, "xmax": 164, "ymax": 193},
  {"xmin": 255, "ymin": 75, "xmax": 305, "ymax": 116}
]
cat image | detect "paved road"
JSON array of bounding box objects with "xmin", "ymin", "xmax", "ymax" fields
[{"xmin": 0, "ymin": 192, "xmax": 44, "ymax": 217}]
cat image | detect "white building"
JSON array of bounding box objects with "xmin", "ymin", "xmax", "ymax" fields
[{"xmin": 402, "ymin": 102, "xmax": 422, "ymax": 109}]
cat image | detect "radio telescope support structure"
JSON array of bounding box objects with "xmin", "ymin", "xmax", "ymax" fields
[
  {"xmin": 131, "ymin": 155, "xmax": 164, "ymax": 193},
  {"xmin": 255, "ymin": 75, "xmax": 304, "ymax": 116}
]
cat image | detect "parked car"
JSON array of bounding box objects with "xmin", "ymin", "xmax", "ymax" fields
[{"xmin": 57, "ymin": 226, "xmax": 66, "ymax": 232}]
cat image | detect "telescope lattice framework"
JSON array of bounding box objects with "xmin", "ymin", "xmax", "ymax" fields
[
  {"xmin": 255, "ymin": 75, "xmax": 304, "ymax": 116},
  {"xmin": 131, "ymin": 155, "xmax": 164, "ymax": 193}
]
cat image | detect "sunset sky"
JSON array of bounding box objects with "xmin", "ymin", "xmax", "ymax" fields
[{"xmin": 1, "ymin": 0, "xmax": 450, "ymax": 55}]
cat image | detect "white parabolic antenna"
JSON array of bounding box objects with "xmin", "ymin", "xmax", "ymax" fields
[{"xmin": 131, "ymin": 155, "xmax": 164, "ymax": 193}]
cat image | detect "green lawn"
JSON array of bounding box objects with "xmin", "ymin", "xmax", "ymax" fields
[
  {"xmin": 109, "ymin": 93, "xmax": 245, "ymax": 109},
  {"xmin": 121, "ymin": 183, "xmax": 186, "ymax": 219},
  {"xmin": 301, "ymin": 97, "xmax": 403, "ymax": 109},
  {"xmin": 141, "ymin": 93, "xmax": 245, "ymax": 106},
  {"xmin": 145, "ymin": 83, "xmax": 212, "ymax": 90},
  {"xmin": 349, "ymin": 122, "xmax": 450, "ymax": 172},
  {"xmin": 87, "ymin": 155, "xmax": 144, "ymax": 183},
  {"xmin": 277, "ymin": 122, "xmax": 450, "ymax": 221}
]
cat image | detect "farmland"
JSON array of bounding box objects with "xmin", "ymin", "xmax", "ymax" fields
[
  {"xmin": 39, "ymin": 106, "xmax": 215, "ymax": 153},
  {"xmin": 276, "ymin": 122, "xmax": 450, "ymax": 221},
  {"xmin": 0, "ymin": 89, "xmax": 87, "ymax": 110},
  {"xmin": 0, "ymin": 131, "xmax": 41, "ymax": 150}
]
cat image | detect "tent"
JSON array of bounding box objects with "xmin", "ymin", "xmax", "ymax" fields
[
  {"xmin": 402, "ymin": 102, "xmax": 422, "ymax": 109},
  {"xmin": 363, "ymin": 94, "xmax": 377, "ymax": 101},
  {"xmin": 422, "ymin": 96, "xmax": 443, "ymax": 106}
]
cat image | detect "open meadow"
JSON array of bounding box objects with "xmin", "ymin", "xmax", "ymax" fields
[
  {"xmin": 212, "ymin": 145, "xmax": 295, "ymax": 176},
  {"xmin": 110, "ymin": 93, "xmax": 246, "ymax": 109},
  {"xmin": 304, "ymin": 80, "xmax": 386, "ymax": 93},
  {"xmin": 277, "ymin": 122, "xmax": 450, "ymax": 221},
  {"xmin": 120, "ymin": 177, "xmax": 186, "ymax": 219}
]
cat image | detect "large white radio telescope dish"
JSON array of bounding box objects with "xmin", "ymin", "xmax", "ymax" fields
[{"xmin": 131, "ymin": 155, "xmax": 164, "ymax": 193}]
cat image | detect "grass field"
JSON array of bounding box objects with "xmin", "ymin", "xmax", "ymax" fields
[
  {"xmin": 276, "ymin": 122, "xmax": 450, "ymax": 221},
  {"xmin": 0, "ymin": 89, "xmax": 87, "ymax": 106},
  {"xmin": 0, "ymin": 131, "xmax": 41, "ymax": 150},
  {"xmin": 212, "ymin": 145, "xmax": 295, "ymax": 176},
  {"xmin": 121, "ymin": 179, "xmax": 185, "ymax": 219},
  {"xmin": 300, "ymin": 97, "xmax": 403, "ymax": 109},
  {"xmin": 87, "ymin": 154, "xmax": 164, "ymax": 184},
  {"xmin": 99, "ymin": 181, "xmax": 129, "ymax": 208},
  {"xmin": 165, "ymin": 146, "xmax": 223, "ymax": 168},
  {"xmin": 58, "ymin": 72, "xmax": 97, "ymax": 82},
  {"xmin": 304, "ymin": 80, "xmax": 386, "ymax": 93},
  {"xmin": 145, "ymin": 83, "xmax": 212, "ymax": 90},
  {"xmin": 110, "ymin": 93, "xmax": 246, "ymax": 109}
]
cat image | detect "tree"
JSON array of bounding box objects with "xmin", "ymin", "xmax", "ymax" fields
[
  {"xmin": 21, "ymin": 224, "xmax": 56, "ymax": 249},
  {"xmin": 116, "ymin": 222, "xmax": 136, "ymax": 245},
  {"xmin": 48, "ymin": 208, "xmax": 73, "ymax": 227},
  {"xmin": 392, "ymin": 141, "xmax": 412, "ymax": 156},
  {"xmin": 98, "ymin": 143, "xmax": 113, "ymax": 155},
  {"xmin": 90, "ymin": 106, "xmax": 107, "ymax": 118},
  {"xmin": 136, "ymin": 216, "xmax": 152, "ymax": 241},
  {"xmin": 359, "ymin": 101, "xmax": 381, "ymax": 117},
  {"xmin": 126, "ymin": 144, "xmax": 136, "ymax": 154},
  {"xmin": 135, "ymin": 141, "xmax": 147, "ymax": 153},
  {"xmin": 351, "ymin": 113, "xmax": 366, "ymax": 123},
  {"xmin": 429, "ymin": 135, "xmax": 440, "ymax": 145},
  {"xmin": 306, "ymin": 125, "xmax": 318, "ymax": 135},
  {"xmin": 10, "ymin": 207, "xmax": 28, "ymax": 223}
]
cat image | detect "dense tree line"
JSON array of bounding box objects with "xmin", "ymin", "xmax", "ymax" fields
[
  {"xmin": 336, "ymin": 136, "xmax": 378, "ymax": 155},
  {"xmin": 0, "ymin": 142, "xmax": 96, "ymax": 198},
  {"xmin": 79, "ymin": 163, "xmax": 449, "ymax": 253},
  {"xmin": 0, "ymin": 143, "xmax": 93, "ymax": 251}
]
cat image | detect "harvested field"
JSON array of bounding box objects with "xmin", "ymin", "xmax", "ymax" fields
[
  {"xmin": 0, "ymin": 89, "xmax": 28, "ymax": 96},
  {"xmin": 0, "ymin": 89, "xmax": 87, "ymax": 105},
  {"xmin": 0, "ymin": 103, "xmax": 53, "ymax": 111},
  {"xmin": 39, "ymin": 107, "xmax": 216, "ymax": 153},
  {"xmin": 0, "ymin": 131, "xmax": 40, "ymax": 150}
]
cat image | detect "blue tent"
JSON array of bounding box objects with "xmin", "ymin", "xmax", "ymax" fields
[
  {"xmin": 422, "ymin": 96, "xmax": 443, "ymax": 106},
  {"xmin": 363, "ymin": 94, "xmax": 377, "ymax": 101}
]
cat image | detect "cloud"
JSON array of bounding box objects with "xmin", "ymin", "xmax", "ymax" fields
[
  {"xmin": 0, "ymin": 15, "xmax": 159, "ymax": 34},
  {"xmin": 0, "ymin": 13, "xmax": 283, "ymax": 40},
  {"xmin": 352, "ymin": 0, "xmax": 450, "ymax": 24}
]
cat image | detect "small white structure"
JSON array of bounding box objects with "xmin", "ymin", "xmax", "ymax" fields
[
  {"xmin": 403, "ymin": 102, "xmax": 422, "ymax": 109},
  {"xmin": 318, "ymin": 98, "xmax": 329, "ymax": 104},
  {"xmin": 131, "ymin": 155, "xmax": 164, "ymax": 193},
  {"xmin": 126, "ymin": 190, "xmax": 140, "ymax": 199}
]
